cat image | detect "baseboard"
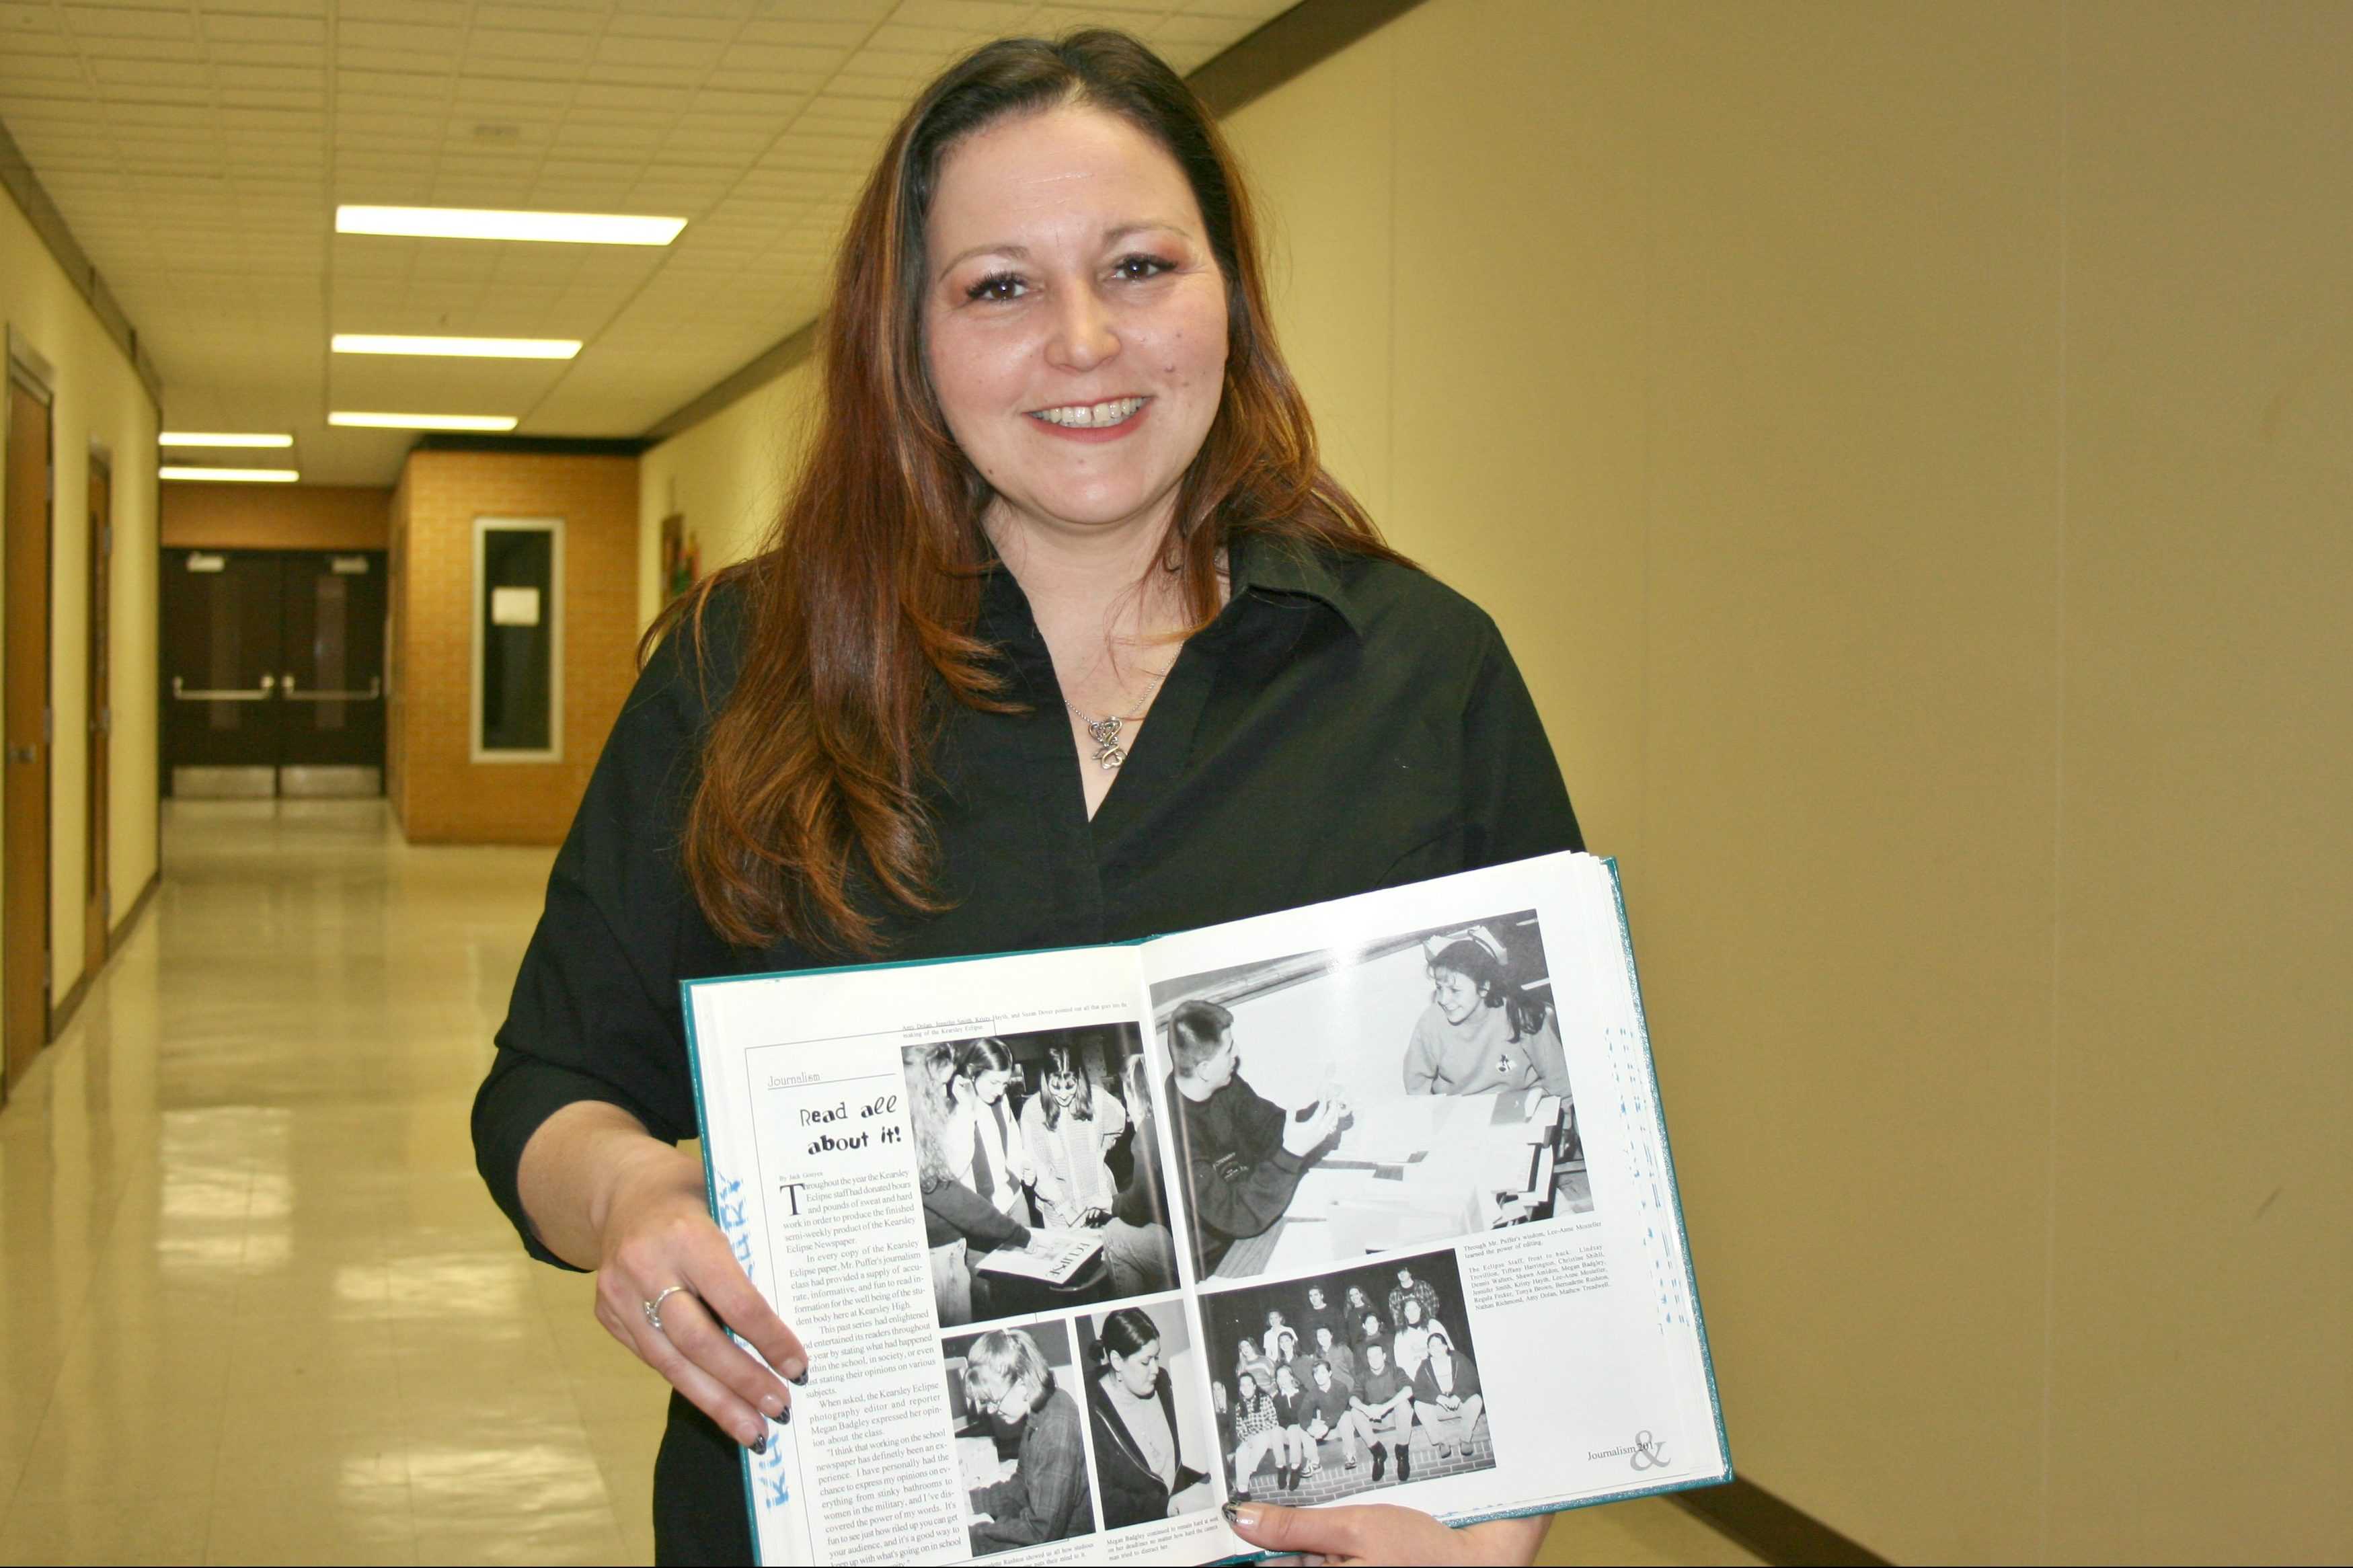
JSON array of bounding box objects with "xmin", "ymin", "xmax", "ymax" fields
[
  {"xmin": 48, "ymin": 870, "xmax": 161, "ymax": 1042},
  {"xmin": 1672, "ymin": 1478, "xmax": 1890, "ymax": 1568},
  {"xmin": 110, "ymin": 869, "xmax": 160, "ymax": 950},
  {"xmin": 46, "ymin": 968, "xmax": 89, "ymax": 1042}
]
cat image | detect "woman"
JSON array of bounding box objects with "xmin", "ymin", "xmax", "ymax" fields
[
  {"xmin": 1272, "ymin": 1362, "xmax": 1320, "ymax": 1488},
  {"xmin": 1342, "ymin": 1286, "xmax": 1378, "ymax": 1347},
  {"xmin": 1404, "ymin": 928, "xmax": 1574, "ymax": 1099},
  {"xmin": 1085, "ymin": 1308, "xmax": 1210, "ymax": 1528},
  {"xmin": 1228, "ymin": 1367, "xmax": 1284, "ymax": 1501},
  {"xmin": 907, "ymin": 1041, "xmax": 1030, "ymax": 1327},
  {"xmin": 950, "ymin": 1037, "xmax": 1034, "ymax": 1223},
  {"xmin": 473, "ymin": 28, "xmax": 1576, "ymax": 1567},
  {"xmin": 1018, "ymin": 1044, "xmax": 1126, "ymax": 1227},
  {"xmin": 1392, "ymin": 1293, "xmax": 1453, "ymax": 1383},
  {"xmin": 961, "ymin": 1329, "xmax": 1093, "ymax": 1552},
  {"xmin": 1233, "ymin": 1335, "xmax": 1266, "ymax": 1384}
]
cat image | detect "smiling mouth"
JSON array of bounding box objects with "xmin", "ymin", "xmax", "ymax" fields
[{"xmin": 1027, "ymin": 395, "xmax": 1149, "ymax": 429}]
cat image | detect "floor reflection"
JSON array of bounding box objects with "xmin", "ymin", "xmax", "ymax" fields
[
  {"xmin": 0, "ymin": 803, "xmax": 652, "ymax": 1565},
  {"xmin": 0, "ymin": 799, "xmax": 1752, "ymax": 1567}
]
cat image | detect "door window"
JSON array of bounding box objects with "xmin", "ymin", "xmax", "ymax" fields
[{"xmin": 473, "ymin": 517, "xmax": 562, "ymax": 761}]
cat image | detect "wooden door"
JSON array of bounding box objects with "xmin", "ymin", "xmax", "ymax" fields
[
  {"xmin": 278, "ymin": 551, "xmax": 386, "ymax": 795},
  {"xmin": 4, "ymin": 370, "xmax": 53, "ymax": 1094},
  {"xmin": 161, "ymin": 549, "xmax": 282, "ymax": 795},
  {"xmin": 84, "ymin": 457, "xmax": 111, "ymax": 976}
]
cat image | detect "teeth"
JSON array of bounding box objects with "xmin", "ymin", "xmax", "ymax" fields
[{"xmin": 1031, "ymin": 397, "xmax": 1147, "ymax": 428}]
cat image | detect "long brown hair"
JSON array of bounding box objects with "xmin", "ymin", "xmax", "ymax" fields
[{"xmin": 658, "ymin": 29, "xmax": 1405, "ymax": 955}]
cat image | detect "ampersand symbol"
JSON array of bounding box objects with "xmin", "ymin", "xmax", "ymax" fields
[{"xmin": 1630, "ymin": 1430, "xmax": 1670, "ymax": 1471}]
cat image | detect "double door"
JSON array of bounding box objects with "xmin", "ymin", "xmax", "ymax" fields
[{"xmin": 164, "ymin": 549, "xmax": 387, "ymax": 797}]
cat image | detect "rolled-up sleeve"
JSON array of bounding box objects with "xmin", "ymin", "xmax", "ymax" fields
[{"xmin": 471, "ymin": 599, "xmax": 738, "ymax": 1267}]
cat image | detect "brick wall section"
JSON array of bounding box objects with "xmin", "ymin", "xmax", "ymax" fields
[
  {"xmin": 161, "ymin": 483, "xmax": 391, "ymax": 549},
  {"xmin": 391, "ymin": 449, "xmax": 640, "ymax": 845},
  {"xmin": 385, "ymin": 466, "xmax": 410, "ymax": 829}
]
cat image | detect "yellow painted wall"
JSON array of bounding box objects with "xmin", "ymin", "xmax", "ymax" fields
[
  {"xmin": 1224, "ymin": 2, "xmax": 2350, "ymax": 1562},
  {"xmin": 635, "ymin": 355, "xmax": 821, "ymax": 632},
  {"xmin": 633, "ymin": 6, "xmax": 2349, "ymax": 1556},
  {"xmin": 0, "ymin": 184, "xmax": 161, "ymax": 1010}
]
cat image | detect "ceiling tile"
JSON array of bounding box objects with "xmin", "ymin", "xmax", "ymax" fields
[
  {"xmin": 453, "ymin": 73, "xmax": 576, "ymax": 106},
  {"xmin": 8, "ymin": 0, "xmax": 1286, "ymax": 477},
  {"xmin": 1, "ymin": 52, "xmax": 91, "ymax": 87},
  {"xmin": 1178, "ymin": 0, "xmax": 1288, "ymax": 17},
  {"xmin": 61, "ymin": 6, "xmax": 202, "ymax": 42},
  {"xmin": 339, "ymin": 0, "xmax": 463, "ymax": 24},
  {"xmin": 204, "ymin": 12, "xmax": 328, "ymax": 44},
  {"xmin": 477, "ymin": 2, "xmax": 607, "ymax": 33},
  {"xmin": 606, "ymin": 11, "xmax": 741, "ymax": 45},
  {"xmin": 735, "ymin": 17, "xmax": 872, "ymax": 49},
  {"xmin": 476, "ymin": 26, "xmax": 597, "ymax": 63}
]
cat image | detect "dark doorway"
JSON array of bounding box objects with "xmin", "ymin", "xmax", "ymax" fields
[
  {"xmin": 163, "ymin": 548, "xmax": 388, "ymax": 798},
  {"xmin": 84, "ymin": 454, "xmax": 111, "ymax": 980},
  {"xmin": 5, "ymin": 361, "xmax": 54, "ymax": 1097}
]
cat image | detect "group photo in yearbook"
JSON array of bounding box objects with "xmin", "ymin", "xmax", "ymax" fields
[
  {"xmin": 902, "ymin": 1023, "xmax": 1184, "ymax": 1328},
  {"xmin": 1151, "ymin": 911, "xmax": 1592, "ymax": 1279},
  {"xmin": 1198, "ymin": 1249, "xmax": 1496, "ymax": 1505},
  {"xmin": 1073, "ymin": 1300, "xmax": 1221, "ymax": 1530},
  {"xmin": 943, "ymin": 1319, "xmax": 1099, "ymax": 1557}
]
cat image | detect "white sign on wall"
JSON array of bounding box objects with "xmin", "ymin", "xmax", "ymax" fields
[{"xmin": 490, "ymin": 586, "xmax": 542, "ymax": 627}]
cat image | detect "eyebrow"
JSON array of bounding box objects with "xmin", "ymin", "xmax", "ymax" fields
[{"xmin": 933, "ymin": 221, "xmax": 1193, "ymax": 282}]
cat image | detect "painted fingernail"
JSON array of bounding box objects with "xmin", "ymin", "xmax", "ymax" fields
[
  {"xmin": 761, "ymin": 1392, "xmax": 787, "ymax": 1418},
  {"xmin": 776, "ymin": 1401, "xmax": 791, "ymax": 1427},
  {"xmin": 1222, "ymin": 1501, "xmax": 1257, "ymax": 1532},
  {"xmin": 750, "ymin": 1434, "xmax": 767, "ymax": 1456},
  {"xmin": 786, "ymin": 1361, "xmax": 810, "ymax": 1386}
]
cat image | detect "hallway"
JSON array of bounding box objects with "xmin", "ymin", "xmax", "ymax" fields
[
  {"xmin": 0, "ymin": 803, "xmax": 1754, "ymax": 1566},
  {"xmin": 0, "ymin": 802, "xmax": 661, "ymax": 1563}
]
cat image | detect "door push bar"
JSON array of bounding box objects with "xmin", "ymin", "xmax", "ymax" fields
[
  {"xmin": 171, "ymin": 674, "xmax": 275, "ymax": 701},
  {"xmin": 280, "ymin": 674, "xmax": 383, "ymax": 701}
]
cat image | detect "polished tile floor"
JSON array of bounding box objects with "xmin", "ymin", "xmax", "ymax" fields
[{"xmin": 0, "ymin": 801, "xmax": 1757, "ymax": 1567}]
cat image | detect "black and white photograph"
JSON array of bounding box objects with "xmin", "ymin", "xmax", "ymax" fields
[
  {"xmin": 1152, "ymin": 912, "xmax": 1590, "ymax": 1280},
  {"xmin": 943, "ymin": 1319, "xmax": 1097, "ymax": 1558},
  {"xmin": 903, "ymin": 1023, "xmax": 1184, "ymax": 1327},
  {"xmin": 1199, "ymin": 1249, "xmax": 1495, "ymax": 1504},
  {"xmin": 1075, "ymin": 1299, "xmax": 1221, "ymax": 1531}
]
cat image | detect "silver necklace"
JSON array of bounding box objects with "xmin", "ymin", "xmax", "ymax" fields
[{"xmin": 1063, "ymin": 668, "xmax": 1170, "ymax": 771}]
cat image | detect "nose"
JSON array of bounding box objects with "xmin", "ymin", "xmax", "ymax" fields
[{"xmin": 1044, "ymin": 283, "xmax": 1118, "ymax": 372}]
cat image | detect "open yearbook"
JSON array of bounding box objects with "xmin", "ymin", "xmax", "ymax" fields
[{"xmin": 684, "ymin": 851, "xmax": 1728, "ymax": 1566}]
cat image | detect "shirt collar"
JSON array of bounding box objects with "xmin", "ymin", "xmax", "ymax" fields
[
  {"xmin": 972, "ymin": 527, "xmax": 1372, "ymax": 640},
  {"xmin": 1227, "ymin": 530, "xmax": 1369, "ymax": 640}
]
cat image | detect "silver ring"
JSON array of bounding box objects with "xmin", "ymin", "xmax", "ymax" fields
[{"xmin": 643, "ymin": 1284, "xmax": 692, "ymax": 1333}]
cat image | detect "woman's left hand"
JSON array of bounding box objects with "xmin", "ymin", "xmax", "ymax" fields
[{"xmin": 1223, "ymin": 1501, "xmax": 1549, "ymax": 1566}]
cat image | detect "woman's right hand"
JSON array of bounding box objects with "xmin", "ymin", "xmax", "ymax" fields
[{"xmin": 590, "ymin": 1138, "xmax": 808, "ymax": 1450}]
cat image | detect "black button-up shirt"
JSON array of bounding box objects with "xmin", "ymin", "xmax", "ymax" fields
[{"xmin": 471, "ymin": 533, "xmax": 1580, "ymax": 1561}]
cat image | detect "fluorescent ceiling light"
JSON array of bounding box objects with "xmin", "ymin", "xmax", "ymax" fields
[
  {"xmin": 336, "ymin": 204, "xmax": 686, "ymax": 246},
  {"xmin": 330, "ymin": 411, "xmax": 520, "ymax": 432},
  {"xmin": 332, "ymin": 334, "xmax": 580, "ymax": 360},
  {"xmin": 159, "ymin": 431, "xmax": 293, "ymax": 448},
  {"xmin": 161, "ymin": 466, "xmax": 299, "ymax": 483}
]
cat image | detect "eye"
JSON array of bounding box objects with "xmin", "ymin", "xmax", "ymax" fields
[
  {"xmin": 1111, "ymin": 252, "xmax": 1174, "ymax": 282},
  {"xmin": 964, "ymin": 271, "xmax": 1026, "ymax": 303}
]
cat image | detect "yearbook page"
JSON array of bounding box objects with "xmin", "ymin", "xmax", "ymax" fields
[{"xmin": 682, "ymin": 853, "xmax": 1727, "ymax": 1567}]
